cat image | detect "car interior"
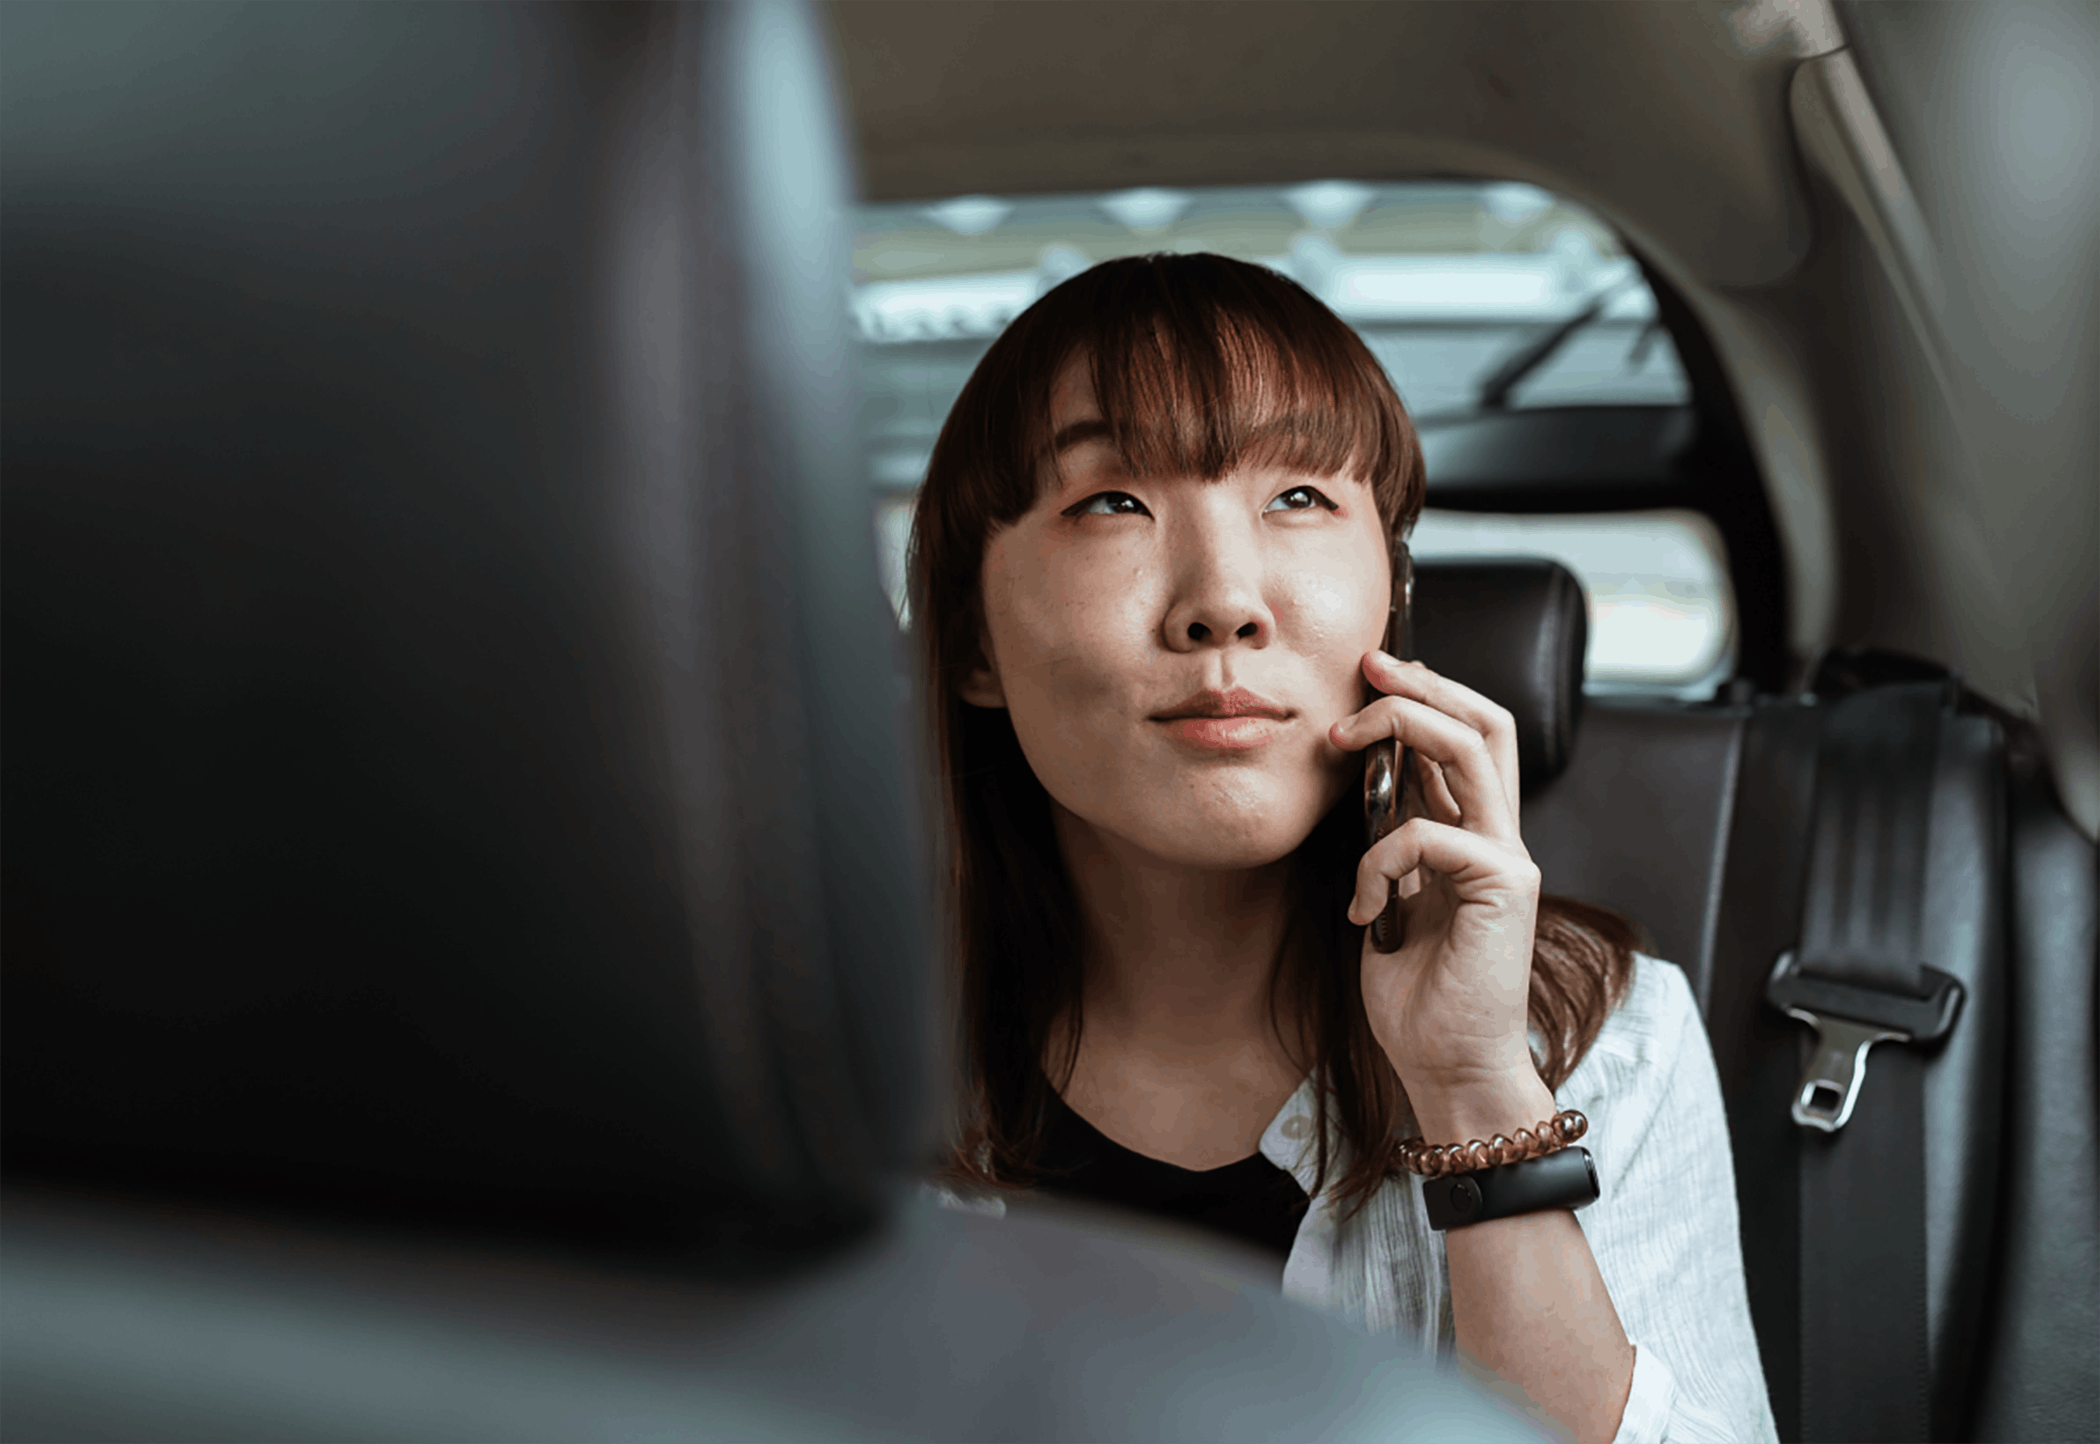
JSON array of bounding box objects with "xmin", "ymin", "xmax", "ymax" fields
[{"xmin": 3, "ymin": 2, "xmax": 2094, "ymax": 1442}]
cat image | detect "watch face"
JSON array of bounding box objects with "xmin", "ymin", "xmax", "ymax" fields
[{"xmin": 1424, "ymin": 1147, "xmax": 1598, "ymax": 1230}]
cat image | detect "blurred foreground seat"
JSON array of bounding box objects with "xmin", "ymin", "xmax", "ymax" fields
[{"xmin": 0, "ymin": 5, "xmax": 1535, "ymax": 1439}]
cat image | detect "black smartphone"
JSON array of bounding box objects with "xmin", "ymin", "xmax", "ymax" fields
[{"xmin": 1363, "ymin": 537, "xmax": 1414, "ymax": 953}]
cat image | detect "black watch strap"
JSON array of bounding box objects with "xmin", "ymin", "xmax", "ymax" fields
[{"xmin": 1422, "ymin": 1146, "xmax": 1600, "ymax": 1230}]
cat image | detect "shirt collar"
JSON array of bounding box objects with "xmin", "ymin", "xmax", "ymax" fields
[
  {"xmin": 1258, "ymin": 1076, "xmax": 1328, "ymax": 1194},
  {"xmin": 1258, "ymin": 1075, "xmax": 1428, "ymax": 1198}
]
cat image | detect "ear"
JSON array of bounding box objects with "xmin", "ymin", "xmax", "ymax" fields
[{"xmin": 956, "ymin": 627, "xmax": 1007, "ymax": 709}]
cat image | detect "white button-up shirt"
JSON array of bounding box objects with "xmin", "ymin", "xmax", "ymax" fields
[
  {"xmin": 940, "ymin": 954, "xmax": 1779, "ymax": 1444},
  {"xmin": 1263, "ymin": 954, "xmax": 1777, "ymax": 1443}
]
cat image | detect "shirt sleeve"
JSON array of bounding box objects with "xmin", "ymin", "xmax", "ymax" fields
[{"xmin": 1563, "ymin": 956, "xmax": 1778, "ymax": 1444}]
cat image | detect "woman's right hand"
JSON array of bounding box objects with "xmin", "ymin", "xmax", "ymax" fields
[{"xmin": 1330, "ymin": 651, "xmax": 1550, "ymax": 1130}]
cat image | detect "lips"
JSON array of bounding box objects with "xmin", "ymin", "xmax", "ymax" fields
[
  {"xmin": 1151, "ymin": 687, "xmax": 1291, "ymax": 751},
  {"xmin": 1151, "ymin": 687, "xmax": 1291, "ymax": 722}
]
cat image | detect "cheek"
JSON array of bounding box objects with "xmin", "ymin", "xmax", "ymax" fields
[
  {"xmin": 1292, "ymin": 569, "xmax": 1368, "ymax": 645},
  {"xmin": 1279, "ymin": 566, "xmax": 1387, "ymax": 686},
  {"xmin": 990, "ymin": 546, "xmax": 1157, "ymax": 715}
]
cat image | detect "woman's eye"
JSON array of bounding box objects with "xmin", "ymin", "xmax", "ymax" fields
[
  {"xmin": 1265, "ymin": 485, "xmax": 1338, "ymax": 513},
  {"xmin": 1067, "ymin": 491, "xmax": 1151, "ymax": 518}
]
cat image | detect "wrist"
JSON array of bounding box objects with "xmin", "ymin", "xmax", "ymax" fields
[{"xmin": 1404, "ymin": 1070, "xmax": 1557, "ymax": 1148}]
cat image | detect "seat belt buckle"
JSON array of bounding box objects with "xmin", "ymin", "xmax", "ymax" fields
[{"xmin": 1766, "ymin": 950, "xmax": 1965, "ymax": 1133}]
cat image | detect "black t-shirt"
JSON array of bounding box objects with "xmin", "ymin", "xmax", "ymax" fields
[{"xmin": 1033, "ymin": 1086, "xmax": 1311, "ymax": 1276}]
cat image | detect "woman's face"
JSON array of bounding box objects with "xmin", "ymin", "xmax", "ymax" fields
[{"xmin": 961, "ymin": 357, "xmax": 1394, "ymax": 872}]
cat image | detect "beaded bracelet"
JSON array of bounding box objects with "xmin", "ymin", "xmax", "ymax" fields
[{"xmin": 1397, "ymin": 1107, "xmax": 1588, "ymax": 1178}]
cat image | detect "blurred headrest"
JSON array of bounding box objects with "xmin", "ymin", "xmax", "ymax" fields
[
  {"xmin": 1, "ymin": 2, "xmax": 928, "ymax": 1265},
  {"xmin": 1413, "ymin": 558, "xmax": 1589, "ymax": 793}
]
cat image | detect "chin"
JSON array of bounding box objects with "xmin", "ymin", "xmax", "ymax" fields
[
  {"xmin": 1151, "ymin": 827, "xmax": 1309, "ymax": 872},
  {"xmin": 1127, "ymin": 776, "xmax": 1337, "ymax": 872}
]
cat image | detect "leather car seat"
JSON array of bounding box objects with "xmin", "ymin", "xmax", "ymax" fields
[
  {"xmin": 1520, "ymin": 648, "xmax": 2094, "ymax": 1440},
  {"xmin": 1414, "ymin": 553, "xmax": 2095, "ymax": 1440},
  {"xmin": 0, "ymin": 4, "xmax": 1539, "ymax": 1440}
]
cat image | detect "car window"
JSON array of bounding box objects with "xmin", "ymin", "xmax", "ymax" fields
[{"xmin": 860, "ymin": 181, "xmax": 1731, "ymax": 695}]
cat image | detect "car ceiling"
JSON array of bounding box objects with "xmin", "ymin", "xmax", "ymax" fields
[
  {"xmin": 826, "ymin": 0, "xmax": 2100, "ymax": 841},
  {"xmin": 833, "ymin": 0, "xmax": 1831, "ymax": 288}
]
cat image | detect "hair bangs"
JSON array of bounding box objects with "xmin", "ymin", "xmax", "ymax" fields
[{"xmin": 1078, "ymin": 260, "xmax": 1416, "ymax": 531}]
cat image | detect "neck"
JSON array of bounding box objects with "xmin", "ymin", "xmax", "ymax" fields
[{"xmin": 1050, "ymin": 800, "xmax": 1299, "ymax": 1060}]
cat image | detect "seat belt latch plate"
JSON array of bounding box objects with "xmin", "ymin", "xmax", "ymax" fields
[{"xmin": 1765, "ymin": 950, "xmax": 1965, "ymax": 1133}]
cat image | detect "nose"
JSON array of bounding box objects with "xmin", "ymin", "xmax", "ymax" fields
[{"xmin": 1162, "ymin": 514, "xmax": 1274, "ymax": 653}]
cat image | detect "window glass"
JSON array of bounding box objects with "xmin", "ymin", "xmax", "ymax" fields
[{"xmin": 859, "ymin": 182, "xmax": 1727, "ymax": 694}]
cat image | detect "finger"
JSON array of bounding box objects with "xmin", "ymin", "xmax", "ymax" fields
[
  {"xmin": 1363, "ymin": 652, "xmax": 1522, "ymax": 816},
  {"xmin": 1416, "ymin": 751, "xmax": 1461, "ymax": 825},
  {"xmin": 1331, "ymin": 695, "xmax": 1520, "ymax": 843},
  {"xmin": 1348, "ymin": 816, "xmax": 1541, "ymax": 926}
]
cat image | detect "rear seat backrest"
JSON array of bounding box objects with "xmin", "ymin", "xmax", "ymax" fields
[
  {"xmin": 0, "ymin": 0, "xmax": 923, "ymax": 1251},
  {"xmin": 1524, "ymin": 700, "xmax": 1748, "ymax": 999},
  {"xmin": 1521, "ymin": 649, "xmax": 2092, "ymax": 1442}
]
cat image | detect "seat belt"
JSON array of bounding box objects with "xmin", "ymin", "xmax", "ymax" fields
[{"xmin": 1766, "ymin": 681, "xmax": 1965, "ymax": 1443}]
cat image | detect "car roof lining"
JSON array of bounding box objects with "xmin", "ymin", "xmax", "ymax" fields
[{"xmin": 828, "ymin": 0, "xmax": 1836, "ymax": 289}]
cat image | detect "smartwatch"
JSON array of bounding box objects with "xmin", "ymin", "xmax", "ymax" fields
[{"xmin": 1422, "ymin": 1146, "xmax": 1600, "ymax": 1230}]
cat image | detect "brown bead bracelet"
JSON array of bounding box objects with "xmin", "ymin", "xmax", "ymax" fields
[{"xmin": 1397, "ymin": 1107, "xmax": 1588, "ymax": 1178}]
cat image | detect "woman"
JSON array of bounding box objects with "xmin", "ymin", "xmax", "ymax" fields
[{"xmin": 910, "ymin": 253, "xmax": 1774, "ymax": 1444}]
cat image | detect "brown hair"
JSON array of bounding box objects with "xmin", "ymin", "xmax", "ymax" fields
[{"xmin": 909, "ymin": 253, "xmax": 1634, "ymax": 1217}]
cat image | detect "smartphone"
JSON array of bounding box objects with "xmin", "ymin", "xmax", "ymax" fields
[{"xmin": 1363, "ymin": 537, "xmax": 1414, "ymax": 953}]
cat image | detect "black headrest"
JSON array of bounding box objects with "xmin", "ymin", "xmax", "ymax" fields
[
  {"xmin": 1, "ymin": 3, "xmax": 927, "ymax": 1264},
  {"xmin": 1413, "ymin": 558, "xmax": 1589, "ymax": 793}
]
